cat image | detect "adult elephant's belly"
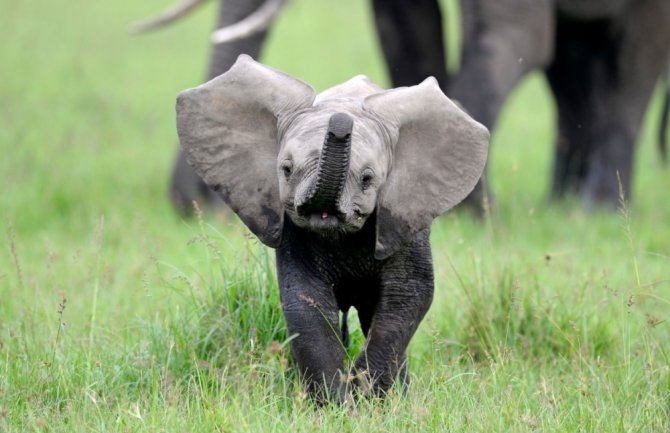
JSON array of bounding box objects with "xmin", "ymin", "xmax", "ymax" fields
[{"xmin": 556, "ymin": 0, "xmax": 628, "ymax": 19}]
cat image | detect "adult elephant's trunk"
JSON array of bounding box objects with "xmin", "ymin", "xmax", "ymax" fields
[{"xmin": 299, "ymin": 112, "xmax": 353, "ymax": 216}]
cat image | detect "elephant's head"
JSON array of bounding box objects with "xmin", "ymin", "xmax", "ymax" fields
[{"xmin": 177, "ymin": 55, "xmax": 489, "ymax": 259}]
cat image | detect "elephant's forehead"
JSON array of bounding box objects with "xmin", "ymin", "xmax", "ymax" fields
[{"xmin": 283, "ymin": 106, "xmax": 387, "ymax": 154}]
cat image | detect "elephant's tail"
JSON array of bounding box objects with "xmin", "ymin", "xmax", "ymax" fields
[{"xmin": 660, "ymin": 83, "xmax": 669, "ymax": 164}]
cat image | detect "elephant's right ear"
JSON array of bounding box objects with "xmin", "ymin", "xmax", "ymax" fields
[
  {"xmin": 176, "ymin": 55, "xmax": 315, "ymax": 247},
  {"xmin": 364, "ymin": 77, "xmax": 489, "ymax": 259}
]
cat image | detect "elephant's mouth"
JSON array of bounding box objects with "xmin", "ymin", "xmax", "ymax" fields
[
  {"xmin": 299, "ymin": 210, "xmax": 344, "ymax": 231},
  {"xmin": 288, "ymin": 206, "xmax": 369, "ymax": 235}
]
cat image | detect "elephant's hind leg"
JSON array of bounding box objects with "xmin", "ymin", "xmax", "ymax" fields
[
  {"xmin": 547, "ymin": 2, "xmax": 670, "ymax": 207},
  {"xmin": 545, "ymin": 16, "xmax": 613, "ymax": 200}
]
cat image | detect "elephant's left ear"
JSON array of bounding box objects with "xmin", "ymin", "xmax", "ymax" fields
[
  {"xmin": 176, "ymin": 55, "xmax": 315, "ymax": 248},
  {"xmin": 364, "ymin": 77, "xmax": 489, "ymax": 260}
]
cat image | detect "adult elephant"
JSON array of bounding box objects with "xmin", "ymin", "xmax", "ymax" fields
[{"xmin": 375, "ymin": 0, "xmax": 670, "ymax": 208}]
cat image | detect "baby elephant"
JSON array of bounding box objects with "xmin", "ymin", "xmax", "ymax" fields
[{"xmin": 176, "ymin": 55, "xmax": 489, "ymax": 403}]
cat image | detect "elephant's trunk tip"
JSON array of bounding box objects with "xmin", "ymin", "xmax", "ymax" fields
[{"xmin": 328, "ymin": 112, "xmax": 354, "ymax": 141}]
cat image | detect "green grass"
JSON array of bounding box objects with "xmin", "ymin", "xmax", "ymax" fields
[{"xmin": 1, "ymin": 0, "xmax": 669, "ymax": 431}]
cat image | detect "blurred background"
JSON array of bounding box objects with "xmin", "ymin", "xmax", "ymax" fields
[{"xmin": 1, "ymin": 0, "xmax": 669, "ymax": 429}]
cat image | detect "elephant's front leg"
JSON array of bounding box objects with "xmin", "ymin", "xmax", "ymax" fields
[
  {"xmin": 354, "ymin": 237, "xmax": 434, "ymax": 396},
  {"xmin": 276, "ymin": 258, "xmax": 347, "ymax": 403}
]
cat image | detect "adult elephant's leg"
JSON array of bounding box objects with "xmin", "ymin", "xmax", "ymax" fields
[
  {"xmin": 448, "ymin": 0, "xmax": 554, "ymax": 209},
  {"xmin": 353, "ymin": 232, "xmax": 434, "ymax": 396},
  {"xmin": 546, "ymin": 16, "xmax": 611, "ymax": 199},
  {"xmin": 583, "ymin": 0, "xmax": 670, "ymax": 206},
  {"xmin": 372, "ymin": 0, "xmax": 448, "ymax": 89},
  {"xmin": 169, "ymin": 0, "xmax": 269, "ymax": 216},
  {"xmin": 548, "ymin": 1, "xmax": 670, "ymax": 207}
]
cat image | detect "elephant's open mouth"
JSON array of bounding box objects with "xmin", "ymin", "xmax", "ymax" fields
[
  {"xmin": 289, "ymin": 209, "xmax": 370, "ymax": 236},
  {"xmin": 303, "ymin": 211, "xmax": 343, "ymax": 230},
  {"xmin": 286, "ymin": 207, "xmax": 352, "ymax": 234}
]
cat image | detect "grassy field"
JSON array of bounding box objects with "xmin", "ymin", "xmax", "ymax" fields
[{"xmin": 1, "ymin": 0, "xmax": 669, "ymax": 431}]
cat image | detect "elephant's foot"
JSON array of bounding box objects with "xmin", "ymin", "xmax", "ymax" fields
[
  {"xmin": 582, "ymin": 132, "xmax": 634, "ymax": 210},
  {"xmin": 581, "ymin": 169, "xmax": 630, "ymax": 211},
  {"xmin": 549, "ymin": 161, "xmax": 630, "ymax": 210},
  {"xmin": 350, "ymin": 352, "xmax": 409, "ymax": 399}
]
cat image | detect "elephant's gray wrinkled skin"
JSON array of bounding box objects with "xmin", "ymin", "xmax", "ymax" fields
[
  {"xmin": 176, "ymin": 55, "xmax": 489, "ymax": 402},
  {"xmin": 375, "ymin": 0, "xmax": 670, "ymax": 208}
]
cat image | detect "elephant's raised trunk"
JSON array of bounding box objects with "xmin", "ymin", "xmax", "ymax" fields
[{"xmin": 298, "ymin": 112, "xmax": 353, "ymax": 217}]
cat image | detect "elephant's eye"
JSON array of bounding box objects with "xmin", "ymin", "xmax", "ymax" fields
[
  {"xmin": 281, "ymin": 161, "xmax": 293, "ymax": 179},
  {"xmin": 361, "ymin": 169, "xmax": 374, "ymax": 190}
]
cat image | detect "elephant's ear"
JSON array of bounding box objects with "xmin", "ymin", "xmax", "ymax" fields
[
  {"xmin": 176, "ymin": 54, "xmax": 315, "ymax": 248},
  {"xmin": 364, "ymin": 77, "xmax": 489, "ymax": 260}
]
